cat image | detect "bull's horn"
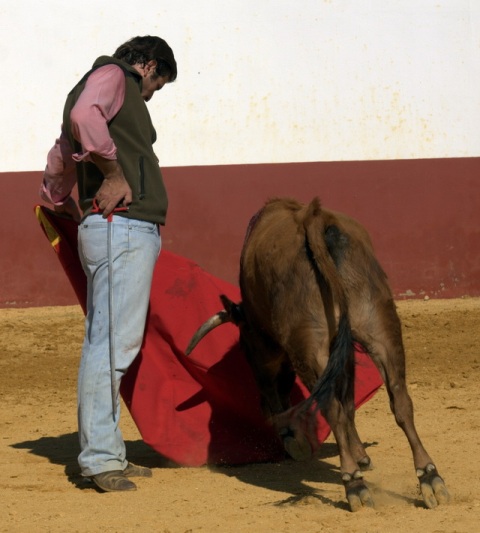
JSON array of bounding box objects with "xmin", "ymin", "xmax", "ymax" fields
[{"xmin": 185, "ymin": 310, "xmax": 232, "ymax": 355}]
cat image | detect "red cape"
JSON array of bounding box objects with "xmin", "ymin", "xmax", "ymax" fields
[{"xmin": 35, "ymin": 206, "xmax": 383, "ymax": 466}]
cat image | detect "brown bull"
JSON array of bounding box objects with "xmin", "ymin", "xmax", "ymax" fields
[{"xmin": 186, "ymin": 197, "xmax": 450, "ymax": 512}]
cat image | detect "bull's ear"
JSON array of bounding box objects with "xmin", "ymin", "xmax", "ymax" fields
[{"xmin": 219, "ymin": 294, "xmax": 244, "ymax": 325}]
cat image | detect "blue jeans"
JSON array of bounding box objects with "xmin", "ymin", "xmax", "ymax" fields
[{"xmin": 77, "ymin": 214, "xmax": 161, "ymax": 476}]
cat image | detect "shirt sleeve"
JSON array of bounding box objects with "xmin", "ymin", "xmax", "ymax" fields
[
  {"xmin": 69, "ymin": 64, "xmax": 126, "ymax": 162},
  {"xmin": 40, "ymin": 64, "xmax": 126, "ymax": 205},
  {"xmin": 40, "ymin": 127, "xmax": 77, "ymax": 205}
]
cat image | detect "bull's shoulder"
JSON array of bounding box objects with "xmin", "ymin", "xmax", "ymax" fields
[
  {"xmin": 263, "ymin": 196, "xmax": 304, "ymax": 213},
  {"xmin": 323, "ymin": 208, "xmax": 374, "ymax": 246}
]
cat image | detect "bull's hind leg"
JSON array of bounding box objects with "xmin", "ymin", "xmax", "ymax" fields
[
  {"xmin": 285, "ymin": 332, "xmax": 374, "ymax": 511},
  {"xmin": 343, "ymin": 386, "xmax": 373, "ymax": 470},
  {"xmin": 322, "ymin": 397, "xmax": 375, "ymax": 511},
  {"xmin": 293, "ymin": 355, "xmax": 375, "ymax": 511},
  {"xmin": 365, "ymin": 302, "xmax": 450, "ymax": 508}
]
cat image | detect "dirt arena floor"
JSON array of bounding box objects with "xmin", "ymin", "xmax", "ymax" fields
[{"xmin": 1, "ymin": 297, "xmax": 479, "ymax": 532}]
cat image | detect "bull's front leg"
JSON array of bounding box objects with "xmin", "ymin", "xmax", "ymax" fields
[
  {"xmin": 258, "ymin": 359, "xmax": 316, "ymax": 461},
  {"xmin": 272, "ymin": 403, "xmax": 317, "ymax": 462}
]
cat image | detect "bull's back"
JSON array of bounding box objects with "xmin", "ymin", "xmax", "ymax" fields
[
  {"xmin": 241, "ymin": 199, "xmax": 309, "ymax": 277},
  {"xmin": 240, "ymin": 197, "xmax": 393, "ymax": 321},
  {"xmin": 240, "ymin": 198, "xmax": 325, "ymax": 327}
]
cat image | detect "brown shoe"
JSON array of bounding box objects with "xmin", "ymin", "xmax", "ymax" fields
[
  {"xmin": 91, "ymin": 470, "xmax": 137, "ymax": 492},
  {"xmin": 123, "ymin": 463, "xmax": 153, "ymax": 478}
]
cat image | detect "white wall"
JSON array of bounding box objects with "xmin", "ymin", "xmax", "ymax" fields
[{"xmin": 2, "ymin": 0, "xmax": 480, "ymax": 171}]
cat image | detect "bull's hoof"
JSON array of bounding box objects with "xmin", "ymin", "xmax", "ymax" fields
[
  {"xmin": 280, "ymin": 428, "xmax": 312, "ymax": 461},
  {"xmin": 416, "ymin": 464, "xmax": 450, "ymax": 509},
  {"xmin": 357, "ymin": 456, "xmax": 373, "ymax": 471},
  {"xmin": 342, "ymin": 471, "xmax": 374, "ymax": 512}
]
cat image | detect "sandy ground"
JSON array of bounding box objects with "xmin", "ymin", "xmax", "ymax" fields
[{"xmin": 1, "ymin": 297, "xmax": 479, "ymax": 532}]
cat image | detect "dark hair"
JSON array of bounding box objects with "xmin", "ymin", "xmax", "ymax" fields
[{"xmin": 113, "ymin": 35, "xmax": 177, "ymax": 82}]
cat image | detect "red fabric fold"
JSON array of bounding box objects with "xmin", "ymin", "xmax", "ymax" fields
[{"xmin": 35, "ymin": 205, "xmax": 383, "ymax": 466}]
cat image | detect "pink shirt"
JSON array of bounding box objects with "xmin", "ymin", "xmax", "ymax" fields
[{"xmin": 40, "ymin": 64, "xmax": 126, "ymax": 205}]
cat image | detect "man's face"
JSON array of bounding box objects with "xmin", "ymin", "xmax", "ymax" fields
[
  {"xmin": 134, "ymin": 60, "xmax": 170, "ymax": 102},
  {"xmin": 141, "ymin": 71, "xmax": 170, "ymax": 102}
]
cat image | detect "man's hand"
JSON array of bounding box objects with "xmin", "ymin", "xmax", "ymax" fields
[
  {"xmin": 91, "ymin": 154, "xmax": 133, "ymax": 218},
  {"xmin": 54, "ymin": 196, "xmax": 82, "ymax": 222}
]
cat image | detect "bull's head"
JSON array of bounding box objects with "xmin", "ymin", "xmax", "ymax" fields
[
  {"xmin": 185, "ymin": 294, "xmax": 245, "ymax": 355},
  {"xmin": 186, "ymin": 294, "xmax": 296, "ymax": 424},
  {"xmin": 185, "ymin": 293, "xmax": 316, "ymax": 461}
]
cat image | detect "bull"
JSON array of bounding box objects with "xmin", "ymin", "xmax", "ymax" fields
[{"xmin": 186, "ymin": 197, "xmax": 450, "ymax": 512}]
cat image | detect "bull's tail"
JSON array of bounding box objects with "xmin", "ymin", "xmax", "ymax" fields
[{"xmin": 301, "ymin": 197, "xmax": 355, "ymax": 412}]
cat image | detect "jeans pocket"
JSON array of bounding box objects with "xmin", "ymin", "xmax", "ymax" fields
[
  {"xmin": 129, "ymin": 220, "xmax": 159, "ymax": 235},
  {"xmin": 78, "ymin": 222, "xmax": 108, "ymax": 266}
]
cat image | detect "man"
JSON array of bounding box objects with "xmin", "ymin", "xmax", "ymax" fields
[{"xmin": 40, "ymin": 36, "xmax": 177, "ymax": 492}]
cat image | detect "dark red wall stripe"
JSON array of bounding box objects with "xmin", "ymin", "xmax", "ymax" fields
[{"xmin": 1, "ymin": 157, "xmax": 479, "ymax": 307}]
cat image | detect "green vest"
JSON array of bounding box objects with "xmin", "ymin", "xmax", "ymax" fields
[{"xmin": 63, "ymin": 56, "xmax": 168, "ymax": 225}]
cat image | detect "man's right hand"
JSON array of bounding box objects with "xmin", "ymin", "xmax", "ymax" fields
[{"xmin": 91, "ymin": 155, "xmax": 133, "ymax": 218}]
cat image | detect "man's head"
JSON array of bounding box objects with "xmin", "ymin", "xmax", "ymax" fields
[{"xmin": 113, "ymin": 36, "xmax": 177, "ymax": 101}]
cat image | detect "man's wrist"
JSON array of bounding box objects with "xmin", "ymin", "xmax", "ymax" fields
[{"xmin": 90, "ymin": 154, "xmax": 122, "ymax": 179}]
